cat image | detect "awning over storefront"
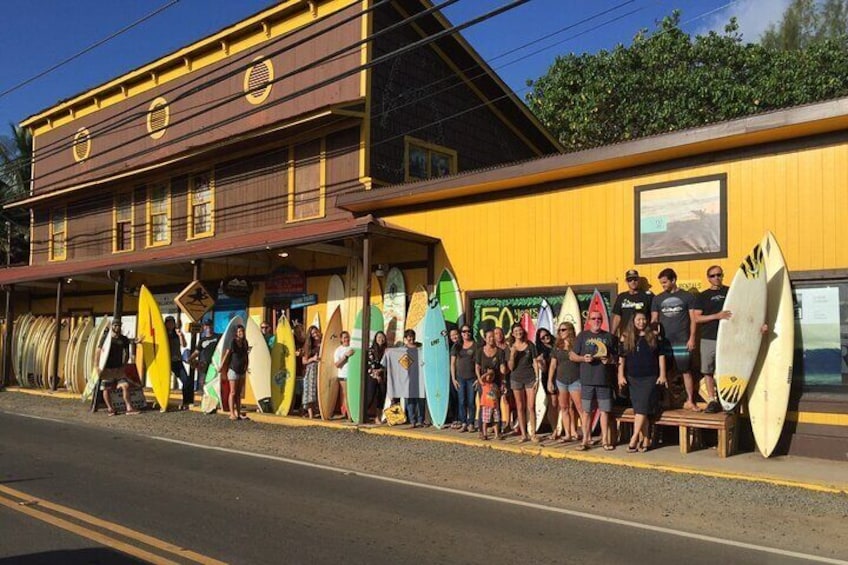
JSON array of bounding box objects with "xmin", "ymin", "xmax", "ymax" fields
[{"xmin": 0, "ymin": 215, "xmax": 438, "ymax": 287}]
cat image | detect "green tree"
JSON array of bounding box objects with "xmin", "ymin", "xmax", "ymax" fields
[
  {"xmin": 526, "ymin": 12, "xmax": 848, "ymax": 151},
  {"xmin": 0, "ymin": 123, "xmax": 32, "ymax": 265},
  {"xmin": 761, "ymin": 0, "xmax": 848, "ymax": 50}
]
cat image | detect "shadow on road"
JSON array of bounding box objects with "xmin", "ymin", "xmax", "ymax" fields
[{"xmin": 0, "ymin": 548, "xmax": 146, "ymax": 564}]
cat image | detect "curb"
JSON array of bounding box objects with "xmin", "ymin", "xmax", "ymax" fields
[{"xmin": 5, "ymin": 386, "xmax": 847, "ymax": 495}]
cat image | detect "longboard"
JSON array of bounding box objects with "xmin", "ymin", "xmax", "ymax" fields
[
  {"xmin": 82, "ymin": 317, "xmax": 109, "ymax": 402},
  {"xmin": 138, "ymin": 286, "xmax": 171, "ymax": 412},
  {"xmin": 406, "ymin": 285, "xmax": 429, "ymax": 336},
  {"xmin": 271, "ymin": 316, "xmax": 296, "ymax": 416},
  {"xmin": 318, "ymin": 307, "xmax": 343, "ymax": 420},
  {"xmin": 436, "ymin": 268, "xmax": 463, "ymax": 327},
  {"xmin": 383, "ymin": 267, "xmax": 406, "ymax": 346},
  {"xmin": 747, "ymin": 232, "xmax": 794, "ymax": 457},
  {"xmin": 348, "ymin": 305, "xmax": 384, "ymax": 423},
  {"xmin": 246, "ymin": 317, "xmax": 273, "ymax": 413},
  {"xmin": 201, "ymin": 316, "xmax": 242, "ymax": 414},
  {"xmin": 327, "ymin": 275, "xmax": 346, "ymax": 332},
  {"xmin": 422, "ymin": 297, "xmax": 450, "ymax": 428},
  {"xmin": 557, "ymin": 287, "xmax": 582, "ymax": 333},
  {"xmin": 716, "ymin": 242, "xmax": 768, "ymax": 412}
]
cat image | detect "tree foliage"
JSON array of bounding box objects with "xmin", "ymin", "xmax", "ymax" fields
[
  {"xmin": 0, "ymin": 123, "xmax": 32, "ymax": 265},
  {"xmin": 761, "ymin": 0, "xmax": 848, "ymax": 50},
  {"xmin": 526, "ymin": 11, "xmax": 848, "ymax": 152}
]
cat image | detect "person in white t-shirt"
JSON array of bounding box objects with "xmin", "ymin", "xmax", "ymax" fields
[{"xmin": 334, "ymin": 331, "xmax": 355, "ymax": 421}]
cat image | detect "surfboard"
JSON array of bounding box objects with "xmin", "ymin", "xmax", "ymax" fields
[
  {"xmin": 586, "ymin": 289, "xmax": 610, "ymax": 332},
  {"xmin": 271, "ymin": 316, "xmax": 297, "ymax": 415},
  {"xmin": 327, "ymin": 274, "xmax": 346, "ymax": 330},
  {"xmin": 557, "ymin": 287, "xmax": 582, "ymax": 333},
  {"xmin": 383, "ymin": 267, "xmax": 406, "ymax": 346},
  {"xmin": 318, "ymin": 307, "xmax": 343, "ymax": 420},
  {"xmin": 422, "ymin": 297, "xmax": 450, "ymax": 428},
  {"xmin": 201, "ymin": 315, "xmax": 242, "ymax": 414},
  {"xmin": 345, "ymin": 259, "xmax": 364, "ymax": 336},
  {"xmin": 347, "ymin": 305, "xmax": 384, "ymax": 423},
  {"xmin": 747, "ymin": 232, "xmax": 794, "ymax": 457},
  {"xmin": 715, "ymin": 242, "xmax": 768, "ymax": 412},
  {"xmin": 519, "ymin": 311, "xmax": 536, "ymax": 342},
  {"xmin": 64, "ymin": 318, "xmax": 81, "ymax": 392},
  {"xmin": 81, "ymin": 317, "xmax": 109, "ymax": 402},
  {"xmin": 370, "ymin": 273, "xmax": 383, "ymax": 309},
  {"xmin": 245, "ymin": 317, "xmax": 273, "ymax": 413},
  {"xmin": 137, "ymin": 286, "xmax": 172, "ymax": 412},
  {"xmin": 311, "ymin": 312, "xmax": 321, "ymax": 331},
  {"xmin": 435, "ymin": 268, "xmax": 463, "ymax": 326},
  {"xmin": 74, "ymin": 319, "xmax": 93, "ymax": 396},
  {"xmin": 537, "ymin": 300, "xmax": 554, "ymax": 333},
  {"xmin": 406, "ymin": 285, "xmax": 429, "ymax": 336}
]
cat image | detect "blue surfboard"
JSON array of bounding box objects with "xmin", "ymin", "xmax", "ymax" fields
[{"xmin": 422, "ymin": 297, "xmax": 450, "ymax": 429}]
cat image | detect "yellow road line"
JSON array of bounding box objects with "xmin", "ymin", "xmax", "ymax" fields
[
  {"xmin": 0, "ymin": 491, "xmax": 179, "ymax": 564},
  {"xmin": 0, "ymin": 484, "xmax": 226, "ymax": 565}
]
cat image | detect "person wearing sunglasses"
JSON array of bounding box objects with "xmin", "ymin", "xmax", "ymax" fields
[
  {"xmin": 651, "ymin": 268, "xmax": 700, "ymax": 412},
  {"xmin": 451, "ymin": 325, "xmax": 479, "ymax": 432},
  {"xmin": 611, "ymin": 269, "xmax": 653, "ymax": 336},
  {"xmin": 535, "ymin": 328, "xmax": 558, "ymax": 438},
  {"xmin": 493, "ymin": 327, "xmax": 514, "ymax": 435},
  {"xmin": 569, "ymin": 311, "xmax": 618, "ymax": 450},
  {"xmin": 694, "ymin": 265, "xmax": 732, "ymax": 414},
  {"xmin": 260, "ymin": 321, "xmax": 275, "ymax": 350},
  {"xmin": 548, "ymin": 322, "xmax": 581, "ymax": 442}
]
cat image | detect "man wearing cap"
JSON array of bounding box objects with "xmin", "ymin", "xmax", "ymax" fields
[
  {"xmin": 96, "ymin": 319, "xmax": 140, "ymax": 416},
  {"xmin": 611, "ymin": 269, "xmax": 654, "ymax": 336},
  {"xmin": 165, "ymin": 316, "xmax": 190, "ymax": 409},
  {"xmin": 188, "ymin": 319, "xmax": 219, "ymax": 392}
]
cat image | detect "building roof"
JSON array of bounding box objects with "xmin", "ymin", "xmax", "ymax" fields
[{"xmin": 338, "ymin": 96, "xmax": 848, "ymax": 213}]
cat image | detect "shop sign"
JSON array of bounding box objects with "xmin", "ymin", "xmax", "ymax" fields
[
  {"xmin": 291, "ymin": 293, "xmax": 318, "ymax": 309},
  {"xmin": 223, "ymin": 276, "xmax": 253, "ymax": 299},
  {"xmin": 266, "ymin": 267, "xmax": 306, "ymax": 298},
  {"xmin": 174, "ymin": 281, "xmax": 215, "ymax": 323}
]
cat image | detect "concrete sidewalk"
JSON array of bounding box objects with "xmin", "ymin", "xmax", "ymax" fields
[{"xmin": 8, "ymin": 386, "xmax": 848, "ymax": 495}]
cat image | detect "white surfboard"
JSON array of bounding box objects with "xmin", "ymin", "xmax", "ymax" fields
[
  {"xmin": 556, "ymin": 287, "xmax": 582, "ymax": 334},
  {"xmin": 747, "ymin": 232, "xmax": 794, "ymax": 457},
  {"xmin": 537, "ymin": 299, "xmax": 554, "ymax": 333},
  {"xmin": 246, "ymin": 317, "xmax": 273, "ymax": 413},
  {"xmin": 327, "ymin": 274, "xmax": 346, "ymax": 329},
  {"xmin": 715, "ymin": 242, "xmax": 768, "ymax": 412}
]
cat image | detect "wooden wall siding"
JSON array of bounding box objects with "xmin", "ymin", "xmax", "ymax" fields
[
  {"xmin": 292, "ymin": 140, "xmax": 322, "ymax": 221},
  {"xmin": 216, "ymin": 148, "xmax": 288, "ymax": 234},
  {"xmin": 368, "ymin": 5, "xmax": 536, "ymax": 184},
  {"xmin": 382, "ymin": 142, "xmax": 848, "ymax": 294},
  {"xmin": 28, "ymin": 126, "xmax": 364, "ymax": 267},
  {"xmin": 31, "ymin": 4, "xmax": 363, "ymax": 197}
]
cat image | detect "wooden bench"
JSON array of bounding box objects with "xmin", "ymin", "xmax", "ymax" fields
[{"xmin": 612, "ymin": 406, "xmax": 739, "ymax": 458}]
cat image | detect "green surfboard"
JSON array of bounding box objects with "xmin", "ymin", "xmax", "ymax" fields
[
  {"xmin": 435, "ymin": 268, "xmax": 463, "ymax": 326},
  {"xmin": 347, "ymin": 305, "xmax": 384, "ymax": 423}
]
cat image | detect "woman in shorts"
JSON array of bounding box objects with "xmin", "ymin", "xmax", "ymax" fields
[
  {"xmin": 222, "ymin": 324, "xmax": 249, "ymax": 421},
  {"xmin": 548, "ymin": 322, "xmax": 581, "ymax": 442},
  {"xmin": 507, "ymin": 323, "xmax": 540, "ymax": 442}
]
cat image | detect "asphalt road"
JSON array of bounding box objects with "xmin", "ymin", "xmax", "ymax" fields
[{"xmin": 0, "ymin": 412, "xmax": 838, "ymax": 564}]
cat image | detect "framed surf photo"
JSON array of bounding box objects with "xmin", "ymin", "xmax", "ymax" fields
[{"xmin": 634, "ymin": 173, "xmax": 728, "ymax": 264}]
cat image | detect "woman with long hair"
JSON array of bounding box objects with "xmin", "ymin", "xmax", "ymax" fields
[
  {"xmin": 365, "ymin": 331, "xmax": 389, "ymax": 424},
  {"xmin": 222, "ymin": 324, "xmax": 249, "ymax": 421},
  {"xmin": 301, "ymin": 325, "xmax": 322, "ymax": 419},
  {"xmin": 507, "ymin": 323, "xmax": 540, "ymax": 442},
  {"xmin": 618, "ymin": 312, "xmax": 667, "ymax": 452},
  {"xmin": 548, "ymin": 322, "xmax": 581, "ymax": 442},
  {"xmin": 451, "ymin": 324, "xmax": 479, "ymax": 433},
  {"xmin": 494, "ymin": 326, "xmax": 513, "ymax": 434},
  {"xmin": 535, "ymin": 327, "xmax": 557, "ymax": 438}
]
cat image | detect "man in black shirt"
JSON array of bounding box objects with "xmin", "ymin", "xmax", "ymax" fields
[
  {"xmin": 97, "ymin": 319, "xmax": 139, "ymax": 415},
  {"xmin": 694, "ymin": 266, "xmax": 731, "ymax": 413},
  {"xmin": 189, "ymin": 319, "xmax": 219, "ymax": 392},
  {"xmin": 611, "ymin": 269, "xmax": 653, "ymax": 336}
]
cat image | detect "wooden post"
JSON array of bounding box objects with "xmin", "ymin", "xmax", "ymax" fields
[
  {"xmin": 51, "ymin": 278, "xmax": 63, "ymax": 391},
  {"xmin": 2, "ymin": 285, "xmax": 12, "ymax": 388},
  {"xmin": 187, "ymin": 260, "xmax": 202, "ymax": 390},
  {"xmin": 113, "ymin": 270, "xmax": 125, "ymax": 320},
  {"xmin": 358, "ymin": 236, "xmax": 372, "ymax": 425}
]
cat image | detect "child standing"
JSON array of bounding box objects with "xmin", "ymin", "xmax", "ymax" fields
[{"xmin": 479, "ymin": 368, "xmax": 501, "ymax": 440}]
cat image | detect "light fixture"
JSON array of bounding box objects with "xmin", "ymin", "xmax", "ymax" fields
[
  {"xmin": 374, "ymin": 264, "xmax": 386, "ymax": 278},
  {"xmin": 278, "ymin": 251, "xmax": 289, "ymax": 258},
  {"xmin": 65, "ymin": 277, "xmax": 73, "ymax": 284}
]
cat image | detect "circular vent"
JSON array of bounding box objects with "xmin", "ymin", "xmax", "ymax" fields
[
  {"xmin": 73, "ymin": 127, "xmax": 91, "ymax": 162},
  {"xmin": 147, "ymin": 97, "xmax": 170, "ymax": 139},
  {"xmin": 243, "ymin": 56, "xmax": 273, "ymax": 105}
]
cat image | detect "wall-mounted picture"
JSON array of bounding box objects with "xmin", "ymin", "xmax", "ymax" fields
[
  {"xmin": 634, "ymin": 174, "xmax": 727, "ymax": 263},
  {"xmin": 430, "ymin": 151, "xmax": 452, "ymax": 178},
  {"xmin": 408, "ymin": 145, "xmax": 427, "ymax": 180}
]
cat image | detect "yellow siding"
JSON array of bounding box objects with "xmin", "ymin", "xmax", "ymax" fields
[{"xmin": 384, "ymin": 143, "xmax": 848, "ymax": 296}]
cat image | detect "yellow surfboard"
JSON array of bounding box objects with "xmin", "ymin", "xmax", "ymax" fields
[
  {"xmin": 272, "ymin": 316, "xmax": 297, "ymax": 416},
  {"xmin": 137, "ymin": 285, "xmax": 171, "ymax": 412}
]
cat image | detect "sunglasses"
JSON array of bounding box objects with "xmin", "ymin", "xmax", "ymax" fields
[
  {"xmin": 461, "ymin": 329, "xmax": 471, "ymax": 334},
  {"xmin": 708, "ymin": 273, "xmax": 724, "ymax": 278},
  {"xmin": 626, "ymin": 277, "xmax": 638, "ymax": 282},
  {"xmin": 558, "ymin": 328, "xmax": 568, "ymax": 332}
]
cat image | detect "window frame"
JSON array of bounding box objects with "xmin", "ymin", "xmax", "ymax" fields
[
  {"xmin": 112, "ymin": 190, "xmax": 135, "ymax": 253},
  {"xmin": 187, "ymin": 169, "xmax": 215, "ymax": 240},
  {"xmin": 48, "ymin": 207, "xmax": 67, "ymax": 261},
  {"xmin": 146, "ymin": 180, "xmax": 171, "ymax": 248},
  {"xmin": 404, "ymin": 136, "xmax": 457, "ymax": 182}
]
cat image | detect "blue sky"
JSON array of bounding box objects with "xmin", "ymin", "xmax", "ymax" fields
[{"xmin": 0, "ymin": 0, "xmax": 789, "ymax": 129}]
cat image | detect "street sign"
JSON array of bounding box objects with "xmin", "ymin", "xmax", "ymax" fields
[
  {"xmin": 291, "ymin": 293, "xmax": 318, "ymax": 309},
  {"xmin": 174, "ymin": 281, "xmax": 215, "ymax": 323}
]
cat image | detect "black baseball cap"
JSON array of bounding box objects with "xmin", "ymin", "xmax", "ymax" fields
[{"xmin": 625, "ymin": 269, "xmax": 639, "ymax": 279}]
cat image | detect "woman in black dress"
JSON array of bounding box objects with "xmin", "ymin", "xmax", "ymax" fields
[
  {"xmin": 617, "ymin": 312, "xmax": 667, "ymax": 452},
  {"xmin": 507, "ymin": 323, "xmax": 540, "ymax": 443}
]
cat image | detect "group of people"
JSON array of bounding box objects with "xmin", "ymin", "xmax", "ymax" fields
[{"xmin": 97, "ymin": 264, "xmax": 734, "ymax": 449}]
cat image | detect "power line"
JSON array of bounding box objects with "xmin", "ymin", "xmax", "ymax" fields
[{"xmin": 0, "ymin": 0, "xmax": 182, "ymax": 100}]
